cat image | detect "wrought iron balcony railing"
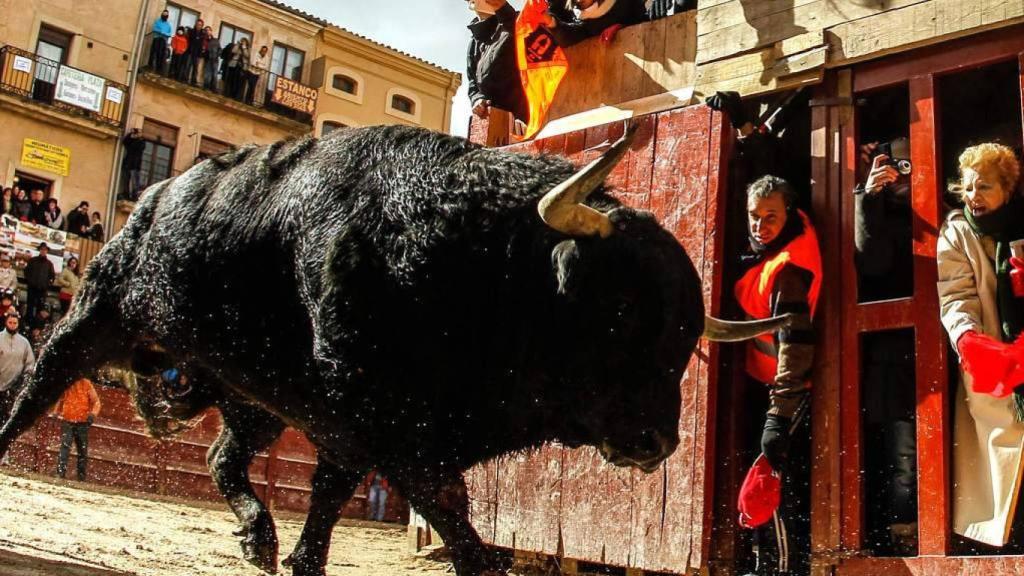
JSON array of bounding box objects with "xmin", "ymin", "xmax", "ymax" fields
[
  {"xmin": 139, "ymin": 33, "xmax": 315, "ymax": 124},
  {"xmin": 0, "ymin": 45, "xmax": 127, "ymax": 128}
]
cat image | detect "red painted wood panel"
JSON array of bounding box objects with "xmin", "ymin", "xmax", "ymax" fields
[
  {"xmin": 493, "ymin": 447, "xmax": 563, "ymax": 555},
  {"xmin": 837, "ymin": 556, "xmax": 1024, "ymax": 576}
]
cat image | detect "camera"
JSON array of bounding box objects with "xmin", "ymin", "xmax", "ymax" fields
[{"xmin": 875, "ymin": 137, "xmax": 912, "ymax": 176}]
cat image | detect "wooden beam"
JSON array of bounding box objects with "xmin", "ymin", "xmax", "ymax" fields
[{"xmin": 697, "ymin": 0, "xmax": 819, "ymax": 33}]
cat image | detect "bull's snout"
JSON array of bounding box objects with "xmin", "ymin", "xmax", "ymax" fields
[{"xmin": 599, "ymin": 428, "xmax": 679, "ymax": 473}]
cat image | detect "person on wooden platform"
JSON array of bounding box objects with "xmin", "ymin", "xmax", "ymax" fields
[
  {"xmin": 466, "ymin": 0, "xmax": 529, "ymax": 131},
  {"xmin": 53, "ymin": 377, "xmax": 101, "ymax": 481},
  {"xmin": 937, "ymin": 142, "xmax": 1024, "ymax": 550},
  {"xmin": 734, "ymin": 175, "xmax": 821, "ymax": 576},
  {"xmin": 854, "ymin": 139, "xmax": 918, "ymax": 555}
]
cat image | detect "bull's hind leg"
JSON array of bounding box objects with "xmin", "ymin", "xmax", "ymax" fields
[
  {"xmin": 0, "ymin": 301, "xmax": 123, "ymax": 457},
  {"xmin": 283, "ymin": 459, "xmax": 365, "ymax": 576},
  {"xmin": 387, "ymin": 466, "xmax": 510, "ymax": 576},
  {"xmin": 211, "ymin": 401, "xmax": 286, "ymax": 574}
]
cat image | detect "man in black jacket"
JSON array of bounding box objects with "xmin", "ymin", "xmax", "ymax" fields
[
  {"xmin": 186, "ymin": 19, "xmax": 207, "ymax": 86},
  {"xmin": 122, "ymin": 128, "xmax": 147, "ymax": 200},
  {"xmin": 24, "ymin": 243, "xmax": 54, "ymax": 324},
  {"xmin": 544, "ymin": 0, "xmax": 648, "ymax": 47},
  {"xmin": 66, "ymin": 202, "xmax": 90, "ymax": 237},
  {"xmin": 466, "ymin": 0, "xmax": 529, "ymax": 127}
]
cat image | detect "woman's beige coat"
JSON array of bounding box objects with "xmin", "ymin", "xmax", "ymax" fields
[
  {"xmin": 57, "ymin": 267, "xmax": 81, "ymax": 298},
  {"xmin": 937, "ymin": 210, "xmax": 1024, "ymax": 546}
]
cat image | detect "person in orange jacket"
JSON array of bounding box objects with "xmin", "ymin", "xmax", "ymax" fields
[
  {"xmin": 169, "ymin": 26, "xmax": 189, "ymax": 82},
  {"xmin": 734, "ymin": 175, "xmax": 821, "ymax": 576},
  {"xmin": 53, "ymin": 378, "xmax": 101, "ymax": 481}
]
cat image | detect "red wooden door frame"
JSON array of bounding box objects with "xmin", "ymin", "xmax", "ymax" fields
[{"xmin": 827, "ymin": 23, "xmax": 1024, "ymax": 567}]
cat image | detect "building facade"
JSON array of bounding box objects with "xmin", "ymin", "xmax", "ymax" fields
[{"xmin": 0, "ymin": 0, "xmax": 461, "ymax": 236}]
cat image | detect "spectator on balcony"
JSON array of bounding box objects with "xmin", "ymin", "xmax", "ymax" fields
[
  {"xmin": 225, "ymin": 37, "xmax": 251, "ymax": 101},
  {"xmin": 466, "ymin": 0, "xmax": 528, "ymax": 126},
  {"xmin": 88, "ymin": 212, "xmax": 104, "ymax": 242},
  {"xmin": 11, "ymin": 188, "xmax": 31, "ymax": 222},
  {"xmin": 148, "ymin": 9, "xmax": 173, "ymax": 75},
  {"xmin": 28, "ymin": 190, "xmax": 47, "ymax": 225},
  {"xmin": 53, "ymin": 376, "xmax": 101, "ymax": 481},
  {"xmin": 647, "ymin": 0, "xmax": 696, "ymax": 19},
  {"xmin": 185, "ymin": 19, "xmax": 207, "ymax": 86},
  {"xmin": 43, "ymin": 198, "xmax": 63, "ymax": 230},
  {"xmin": 24, "ymin": 243, "xmax": 54, "ymax": 323},
  {"xmin": 0, "ymin": 313, "xmax": 34, "ymax": 420},
  {"xmin": 170, "ymin": 27, "xmax": 189, "ymax": 82},
  {"xmin": 57, "ymin": 257, "xmax": 80, "ymax": 315},
  {"xmin": 66, "ymin": 202, "xmax": 90, "ymax": 237},
  {"xmin": 1, "ymin": 188, "xmax": 12, "ymax": 215},
  {"xmin": 247, "ymin": 45, "xmax": 270, "ymax": 105},
  {"xmin": 203, "ymin": 28, "xmax": 222, "ymax": 92},
  {"xmin": 0, "ymin": 257, "xmax": 16, "ymax": 293},
  {"xmin": 121, "ymin": 128, "xmax": 147, "ymax": 201},
  {"xmin": 29, "ymin": 304, "xmax": 54, "ymax": 350},
  {"xmin": 0, "ymin": 289, "xmax": 16, "ymax": 317},
  {"xmin": 543, "ymin": 0, "xmax": 648, "ymax": 47}
]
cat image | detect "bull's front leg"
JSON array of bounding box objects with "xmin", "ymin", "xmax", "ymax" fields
[
  {"xmin": 211, "ymin": 402, "xmax": 286, "ymax": 574},
  {"xmin": 387, "ymin": 466, "xmax": 510, "ymax": 576},
  {"xmin": 283, "ymin": 459, "xmax": 365, "ymax": 576}
]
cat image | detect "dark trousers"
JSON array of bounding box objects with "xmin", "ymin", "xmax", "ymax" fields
[
  {"xmin": 25, "ymin": 287, "xmax": 45, "ymax": 325},
  {"xmin": 0, "ymin": 386, "xmax": 18, "ymax": 421},
  {"xmin": 57, "ymin": 421, "xmax": 90, "ymax": 481},
  {"xmin": 743, "ymin": 380, "xmax": 811, "ymax": 576},
  {"xmin": 148, "ymin": 36, "xmax": 169, "ymax": 74}
]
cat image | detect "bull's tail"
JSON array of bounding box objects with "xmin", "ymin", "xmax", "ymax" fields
[
  {"xmin": 701, "ymin": 313, "xmax": 795, "ymax": 342},
  {"xmin": 0, "ymin": 298, "xmax": 124, "ymax": 457}
]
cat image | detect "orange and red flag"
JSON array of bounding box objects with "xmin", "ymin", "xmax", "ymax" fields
[{"xmin": 516, "ymin": 0, "xmax": 569, "ymax": 139}]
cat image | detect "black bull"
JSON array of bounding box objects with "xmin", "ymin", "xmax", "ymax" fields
[{"xmin": 0, "ymin": 125, "xmax": 788, "ymax": 576}]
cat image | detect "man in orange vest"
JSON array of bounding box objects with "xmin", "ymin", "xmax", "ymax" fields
[
  {"xmin": 734, "ymin": 175, "xmax": 821, "ymax": 576},
  {"xmin": 53, "ymin": 378, "xmax": 101, "ymax": 481}
]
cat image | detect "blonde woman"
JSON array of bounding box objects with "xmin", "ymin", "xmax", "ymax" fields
[
  {"xmin": 937, "ymin": 142, "xmax": 1024, "ymax": 547},
  {"xmin": 57, "ymin": 257, "xmax": 81, "ymax": 315}
]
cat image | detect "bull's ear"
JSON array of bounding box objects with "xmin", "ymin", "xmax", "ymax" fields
[{"xmin": 551, "ymin": 240, "xmax": 583, "ymax": 298}]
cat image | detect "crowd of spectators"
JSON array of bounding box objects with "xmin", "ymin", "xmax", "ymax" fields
[
  {"xmin": 0, "ymin": 188, "xmax": 103, "ymax": 241},
  {"xmin": 147, "ymin": 8, "xmax": 270, "ymax": 105}
]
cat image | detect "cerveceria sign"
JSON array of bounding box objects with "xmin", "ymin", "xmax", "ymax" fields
[
  {"xmin": 271, "ymin": 77, "xmax": 318, "ymax": 115},
  {"xmin": 21, "ymin": 139, "xmax": 70, "ymax": 177}
]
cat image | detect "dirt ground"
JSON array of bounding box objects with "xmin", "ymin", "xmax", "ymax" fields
[{"xmin": 0, "ymin": 469, "xmax": 454, "ymax": 576}]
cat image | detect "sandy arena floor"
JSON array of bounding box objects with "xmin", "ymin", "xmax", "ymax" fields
[{"xmin": 0, "ymin": 469, "xmax": 454, "ymax": 576}]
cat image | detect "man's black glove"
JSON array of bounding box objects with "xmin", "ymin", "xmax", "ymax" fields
[
  {"xmin": 705, "ymin": 91, "xmax": 749, "ymax": 130},
  {"xmin": 761, "ymin": 413, "xmax": 791, "ymax": 473},
  {"xmin": 86, "ymin": 414, "xmax": 95, "ymax": 426}
]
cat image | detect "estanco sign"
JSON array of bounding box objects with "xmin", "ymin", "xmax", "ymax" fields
[
  {"xmin": 271, "ymin": 77, "xmax": 318, "ymax": 115},
  {"xmin": 55, "ymin": 66, "xmax": 106, "ymax": 113}
]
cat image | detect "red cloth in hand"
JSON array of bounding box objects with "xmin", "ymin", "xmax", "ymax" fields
[
  {"xmin": 599, "ymin": 23, "xmax": 622, "ymax": 44},
  {"xmin": 1011, "ymin": 257, "xmax": 1024, "ymax": 297},
  {"xmin": 958, "ymin": 331, "xmax": 1024, "ymax": 397},
  {"xmin": 737, "ymin": 454, "xmax": 781, "ymax": 529}
]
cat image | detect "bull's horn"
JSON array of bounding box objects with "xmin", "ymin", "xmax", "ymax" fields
[
  {"xmin": 537, "ymin": 122, "xmax": 639, "ymax": 238},
  {"xmin": 702, "ymin": 314, "xmax": 795, "ymax": 342}
]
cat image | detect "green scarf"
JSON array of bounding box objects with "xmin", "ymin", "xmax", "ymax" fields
[{"xmin": 964, "ymin": 196, "xmax": 1024, "ymax": 419}]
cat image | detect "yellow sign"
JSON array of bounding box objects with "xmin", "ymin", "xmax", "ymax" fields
[
  {"xmin": 271, "ymin": 77, "xmax": 318, "ymax": 115},
  {"xmin": 21, "ymin": 139, "xmax": 70, "ymax": 177}
]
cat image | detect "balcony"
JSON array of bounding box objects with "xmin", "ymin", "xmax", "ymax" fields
[
  {"xmin": 0, "ymin": 45, "xmax": 127, "ymax": 127},
  {"xmin": 138, "ymin": 33, "xmax": 315, "ymax": 125}
]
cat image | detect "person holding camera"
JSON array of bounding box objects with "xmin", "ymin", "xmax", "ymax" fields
[
  {"xmin": 53, "ymin": 376, "xmax": 101, "ymax": 481},
  {"xmin": 466, "ymin": 0, "xmax": 529, "ymax": 135},
  {"xmin": 853, "ymin": 139, "xmax": 918, "ymax": 554}
]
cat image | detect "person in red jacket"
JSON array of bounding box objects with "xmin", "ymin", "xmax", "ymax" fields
[
  {"xmin": 734, "ymin": 175, "xmax": 821, "ymax": 576},
  {"xmin": 53, "ymin": 378, "xmax": 101, "ymax": 481},
  {"xmin": 169, "ymin": 27, "xmax": 189, "ymax": 82}
]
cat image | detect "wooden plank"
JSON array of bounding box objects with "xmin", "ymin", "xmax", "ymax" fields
[
  {"xmin": 828, "ymin": 0, "xmax": 1024, "ymax": 65},
  {"xmin": 492, "ymin": 446, "xmax": 563, "ymax": 555},
  {"xmin": 908, "ymin": 74, "xmax": 950, "ymax": 557},
  {"xmin": 466, "ymin": 458, "xmax": 499, "ymax": 544},
  {"xmin": 560, "ymin": 447, "xmax": 634, "ymax": 565},
  {"xmin": 837, "ymin": 556, "xmax": 1024, "ymax": 575},
  {"xmin": 696, "ymin": 0, "xmax": 926, "ymax": 64},
  {"xmin": 697, "ymin": 0, "xmax": 820, "ymax": 34}
]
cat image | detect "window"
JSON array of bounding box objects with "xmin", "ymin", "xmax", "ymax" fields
[
  {"xmin": 33, "ymin": 25, "xmax": 73, "ymax": 104},
  {"xmin": 271, "ymin": 43, "xmax": 305, "ymax": 82},
  {"xmin": 197, "ymin": 136, "xmax": 233, "ymax": 163},
  {"xmin": 219, "ymin": 23, "xmax": 253, "ymax": 50},
  {"xmin": 332, "ymin": 74, "xmax": 357, "ymax": 94},
  {"xmin": 321, "ymin": 121, "xmax": 347, "ymax": 136},
  {"xmin": 139, "ymin": 119, "xmax": 178, "ymax": 188},
  {"xmin": 166, "ymin": 3, "xmax": 200, "ymax": 33},
  {"xmin": 391, "ymin": 94, "xmax": 415, "ymax": 115}
]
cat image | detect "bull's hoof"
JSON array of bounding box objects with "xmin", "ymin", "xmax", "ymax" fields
[
  {"xmin": 282, "ymin": 553, "xmax": 326, "ymax": 576},
  {"xmin": 239, "ymin": 522, "xmax": 279, "ymax": 574}
]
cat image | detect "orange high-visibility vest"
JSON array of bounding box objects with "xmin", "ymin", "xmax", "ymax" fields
[
  {"xmin": 516, "ymin": 0, "xmax": 568, "ymax": 139},
  {"xmin": 734, "ymin": 210, "xmax": 822, "ymax": 385}
]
